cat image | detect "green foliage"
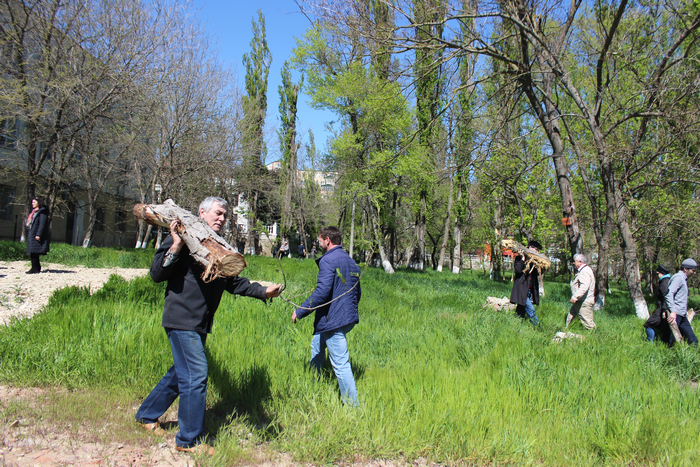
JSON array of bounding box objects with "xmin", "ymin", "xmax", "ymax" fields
[
  {"xmin": 0, "ymin": 241, "xmax": 26, "ymax": 261},
  {"xmin": 0, "ymin": 241, "xmax": 154, "ymax": 268},
  {"xmin": 2, "ymin": 258, "xmax": 700, "ymax": 465}
]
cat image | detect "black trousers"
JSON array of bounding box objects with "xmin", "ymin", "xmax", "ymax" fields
[{"xmin": 30, "ymin": 253, "xmax": 41, "ymax": 272}]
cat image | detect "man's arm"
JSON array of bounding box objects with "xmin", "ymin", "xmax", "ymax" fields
[
  {"xmin": 226, "ymin": 276, "xmax": 281, "ymax": 300},
  {"xmin": 666, "ymin": 275, "xmax": 682, "ymax": 315},
  {"xmin": 150, "ymin": 221, "xmax": 184, "ymax": 283}
]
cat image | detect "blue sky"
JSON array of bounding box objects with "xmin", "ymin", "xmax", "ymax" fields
[{"xmin": 191, "ymin": 0, "xmax": 333, "ymax": 165}]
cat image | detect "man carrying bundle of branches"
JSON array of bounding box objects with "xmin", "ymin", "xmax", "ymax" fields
[
  {"xmin": 134, "ymin": 196, "xmax": 281, "ymax": 456},
  {"xmin": 509, "ymin": 240, "xmax": 543, "ymax": 326}
]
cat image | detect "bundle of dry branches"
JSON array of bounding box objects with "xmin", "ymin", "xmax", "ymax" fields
[
  {"xmin": 133, "ymin": 199, "xmax": 246, "ymax": 281},
  {"xmin": 501, "ymin": 239, "xmax": 551, "ymax": 274}
]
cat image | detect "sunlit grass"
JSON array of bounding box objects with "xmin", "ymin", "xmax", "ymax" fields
[{"xmin": 1, "ymin": 253, "xmax": 699, "ymax": 466}]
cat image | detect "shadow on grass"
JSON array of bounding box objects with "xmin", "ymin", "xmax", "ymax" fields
[{"xmin": 206, "ymin": 356, "xmax": 278, "ymax": 440}]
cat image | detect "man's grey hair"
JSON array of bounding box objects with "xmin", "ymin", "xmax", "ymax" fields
[
  {"xmin": 199, "ymin": 196, "xmax": 228, "ymax": 213},
  {"xmin": 574, "ymin": 254, "xmax": 587, "ymax": 263}
]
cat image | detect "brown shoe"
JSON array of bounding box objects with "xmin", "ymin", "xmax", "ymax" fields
[
  {"xmin": 138, "ymin": 421, "xmax": 165, "ymax": 436},
  {"xmin": 176, "ymin": 443, "xmax": 215, "ymax": 456}
]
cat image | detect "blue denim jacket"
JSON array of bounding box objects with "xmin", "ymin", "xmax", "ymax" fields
[{"xmin": 296, "ymin": 245, "xmax": 361, "ymax": 334}]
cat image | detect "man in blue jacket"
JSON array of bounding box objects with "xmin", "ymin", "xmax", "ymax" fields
[
  {"xmin": 292, "ymin": 226, "xmax": 361, "ymax": 406},
  {"xmin": 135, "ymin": 197, "xmax": 281, "ymax": 455}
]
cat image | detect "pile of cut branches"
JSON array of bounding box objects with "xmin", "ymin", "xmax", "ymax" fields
[{"xmin": 501, "ymin": 239, "xmax": 551, "ymax": 274}]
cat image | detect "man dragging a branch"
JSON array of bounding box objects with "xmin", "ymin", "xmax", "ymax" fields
[
  {"xmin": 292, "ymin": 226, "xmax": 361, "ymax": 406},
  {"xmin": 135, "ymin": 196, "xmax": 281, "ymax": 455}
]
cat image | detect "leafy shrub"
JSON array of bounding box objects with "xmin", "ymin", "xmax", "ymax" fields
[
  {"xmin": 0, "ymin": 241, "xmax": 27, "ymax": 261},
  {"xmin": 0, "ymin": 241, "xmax": 154, "ymax": 268}
]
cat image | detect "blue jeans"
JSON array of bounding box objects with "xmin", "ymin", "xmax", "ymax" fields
[
  {"xmin": 516, "ymin": 291, "xmax": 539, "ymax": 326},
  {"xmin": 310, "ymin": 323, "xmax": 358, "ymax": 406},
  {"xmin": 135, "ymin": 329, "xmax": 208, "ymax": 448}
]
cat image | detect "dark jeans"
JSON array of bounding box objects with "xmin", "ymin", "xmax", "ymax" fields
[
  {"xmin": 676, "ymin": 314, "xmax": 698, "ymax": 346},
  {"xmin": 136, "ymin": 329, "xmax": 208, "ymax": 447}
]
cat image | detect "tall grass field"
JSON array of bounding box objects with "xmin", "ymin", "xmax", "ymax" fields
[{"xmin": 1, "ymin": 245, "xmax": 700, "ymax": 466}]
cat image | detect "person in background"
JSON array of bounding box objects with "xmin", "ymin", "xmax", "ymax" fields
[
  {"xmin": 566, "ymin": 254, "xmax": 596, "ymax": 330},
  {"xmin": 135, "ymin": 196, "xmax": 281, "ymax": 456},
  {"xmin": 279, "ymin": 240, "xmax": 289, "ymax": 258},
  {"xmin": 643, "ymin": 265, "xmax": 672, "ymax": 344},
  {"xmin": 297, "ymin": 242, "xmax": 306, "ymax": 258},
  {"xmin": 25, "ymin": 197, "xmax": 50, "ymax": 274},
  {"xmin": 292, "ymin": 226, "xmax": 361, "ymax": 406},
  {"xmin": 665, "ymin": 258, "xmax": 698, "ymax": 346},
  {"xmin": 509, "ymin": 240, "xmax": 543, "ymax": 326}
]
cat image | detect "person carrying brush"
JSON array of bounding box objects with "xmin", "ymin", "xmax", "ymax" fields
[{"xmin": 510, "ymin": 240, "xmax": 543, "ymax": 326}]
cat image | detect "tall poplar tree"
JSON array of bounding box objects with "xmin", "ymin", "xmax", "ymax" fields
[
  {"xmin": 278, "ymin": 60, "xmax": 303, "ymax": 241},
  {"xmin": 240, "ymin": 9, "xmax": 272, "ymax": 253}
]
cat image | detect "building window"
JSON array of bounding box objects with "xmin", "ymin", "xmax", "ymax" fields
[
  {"xmin": 0, "ymin": 185, "xmax": 15, "ymax": 220},
  {"xmin": 0, "ymin": 118, "xmax": 17, "ymax": 149},
  {"xmin": 95, "ymin": 207, "xmax": 105, "ymax": 231}
]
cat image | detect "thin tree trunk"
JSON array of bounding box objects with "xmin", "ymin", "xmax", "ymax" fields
[
  {"xmin": 416, "ymin": 191, "xmax": 427, "ymax": 271},
  {"xmin": 349, "ymin": 197, "xmax": 356, "ymax": 258},
  {"xmin": 437, "ymin": 175, "xmax": 454, "ymax": 272},
  {"xmin": 491, "ymin": 192, "xmax": 504, "ymax": 281},
  {"xmin": 369, "ymin": 198, "xmax": 394, "ymax": 273}
]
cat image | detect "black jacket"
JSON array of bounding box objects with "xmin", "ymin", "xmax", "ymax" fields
[
  {"xmin": 510, "ymin": 255, "xmax": 540, "ymax": 306},
  {"xmin": 655, "ymin": 275, "xmax": 671, "ymax": 311},
  {"xmin": 151, "ymin": 235, "xmax": 268, "ymax": 333},
  {"xmin": 26, "ymin": 206, "xmax": 51, "ymax": 255}
]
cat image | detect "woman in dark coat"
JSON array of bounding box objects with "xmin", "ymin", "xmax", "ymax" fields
[
  {"xmin": 509, "ymin": 240, "xmax": 543, "ymax": 326},
  {"xmin": 25, "ymin": 197, "xmax": 51, "ymax": 274}
]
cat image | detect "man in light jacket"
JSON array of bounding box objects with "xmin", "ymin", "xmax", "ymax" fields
[
  {"xmin": 292, "ymin": 226, "xmax": 361, "ymax": 406},
  {"xmin": 665, "ymin": 258, "xmax": 698, "ymax": 346},
  {"xmin": 566, "ymin": 254, "xmax": 596, "ymax": 330}
]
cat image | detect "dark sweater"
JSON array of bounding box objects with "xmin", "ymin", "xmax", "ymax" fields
[{"xmin": 151, "ymin": 235, "xmax": 267, "ymax": 333}]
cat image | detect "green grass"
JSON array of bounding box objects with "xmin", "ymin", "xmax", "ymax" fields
[
  {"xmin": 1, "ymin": 253, "xmax": 700, "ymax": 466},
  {"xmin": 0, "ymin": 240, "xmax": 154, "ymax": 268}
]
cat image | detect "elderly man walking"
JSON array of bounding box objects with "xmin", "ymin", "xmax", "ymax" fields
[
  {"xmin": 566, "ymin": 254, "xmax": 596, "ymax": 330},
  {"xmin": 135, "ymin": 196, "xmax": 281, "ymax": 455},
  {"xmin": 666, "ymin": 258, "xmax": 698, "ymax": 346}
]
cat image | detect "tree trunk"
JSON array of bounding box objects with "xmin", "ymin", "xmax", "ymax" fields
[
  {"xmin": 135, "ymin": 219, "xmax": 146, "ymax": 248},
  {"xmin": 134, "ymin": 199, "xmax": 246, "ymax": 280},
  {"xmin": 369, "ymin": 198, "xmax": 394, "ymax": 273},
  {"xmin": 491, "ymin": 192, "xmax": 504, "ymax": 281},
  {"xmin": 452, "ymin": 224, "xmax": 462, "ymax": 274},
  {"xmin": 349, "ymin": 197, "xmax": 356, "ymax": 258},
  {"xmin": 437, "ymin": 176, "xmax": 454, "ymax": 272},
  {"xmin": 142, "ymin": 224, "xmax": 153, "ymax": 248},
  {"xmin": 416, "ymin": 191, "xmax": 427, "ymax": 271}
]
